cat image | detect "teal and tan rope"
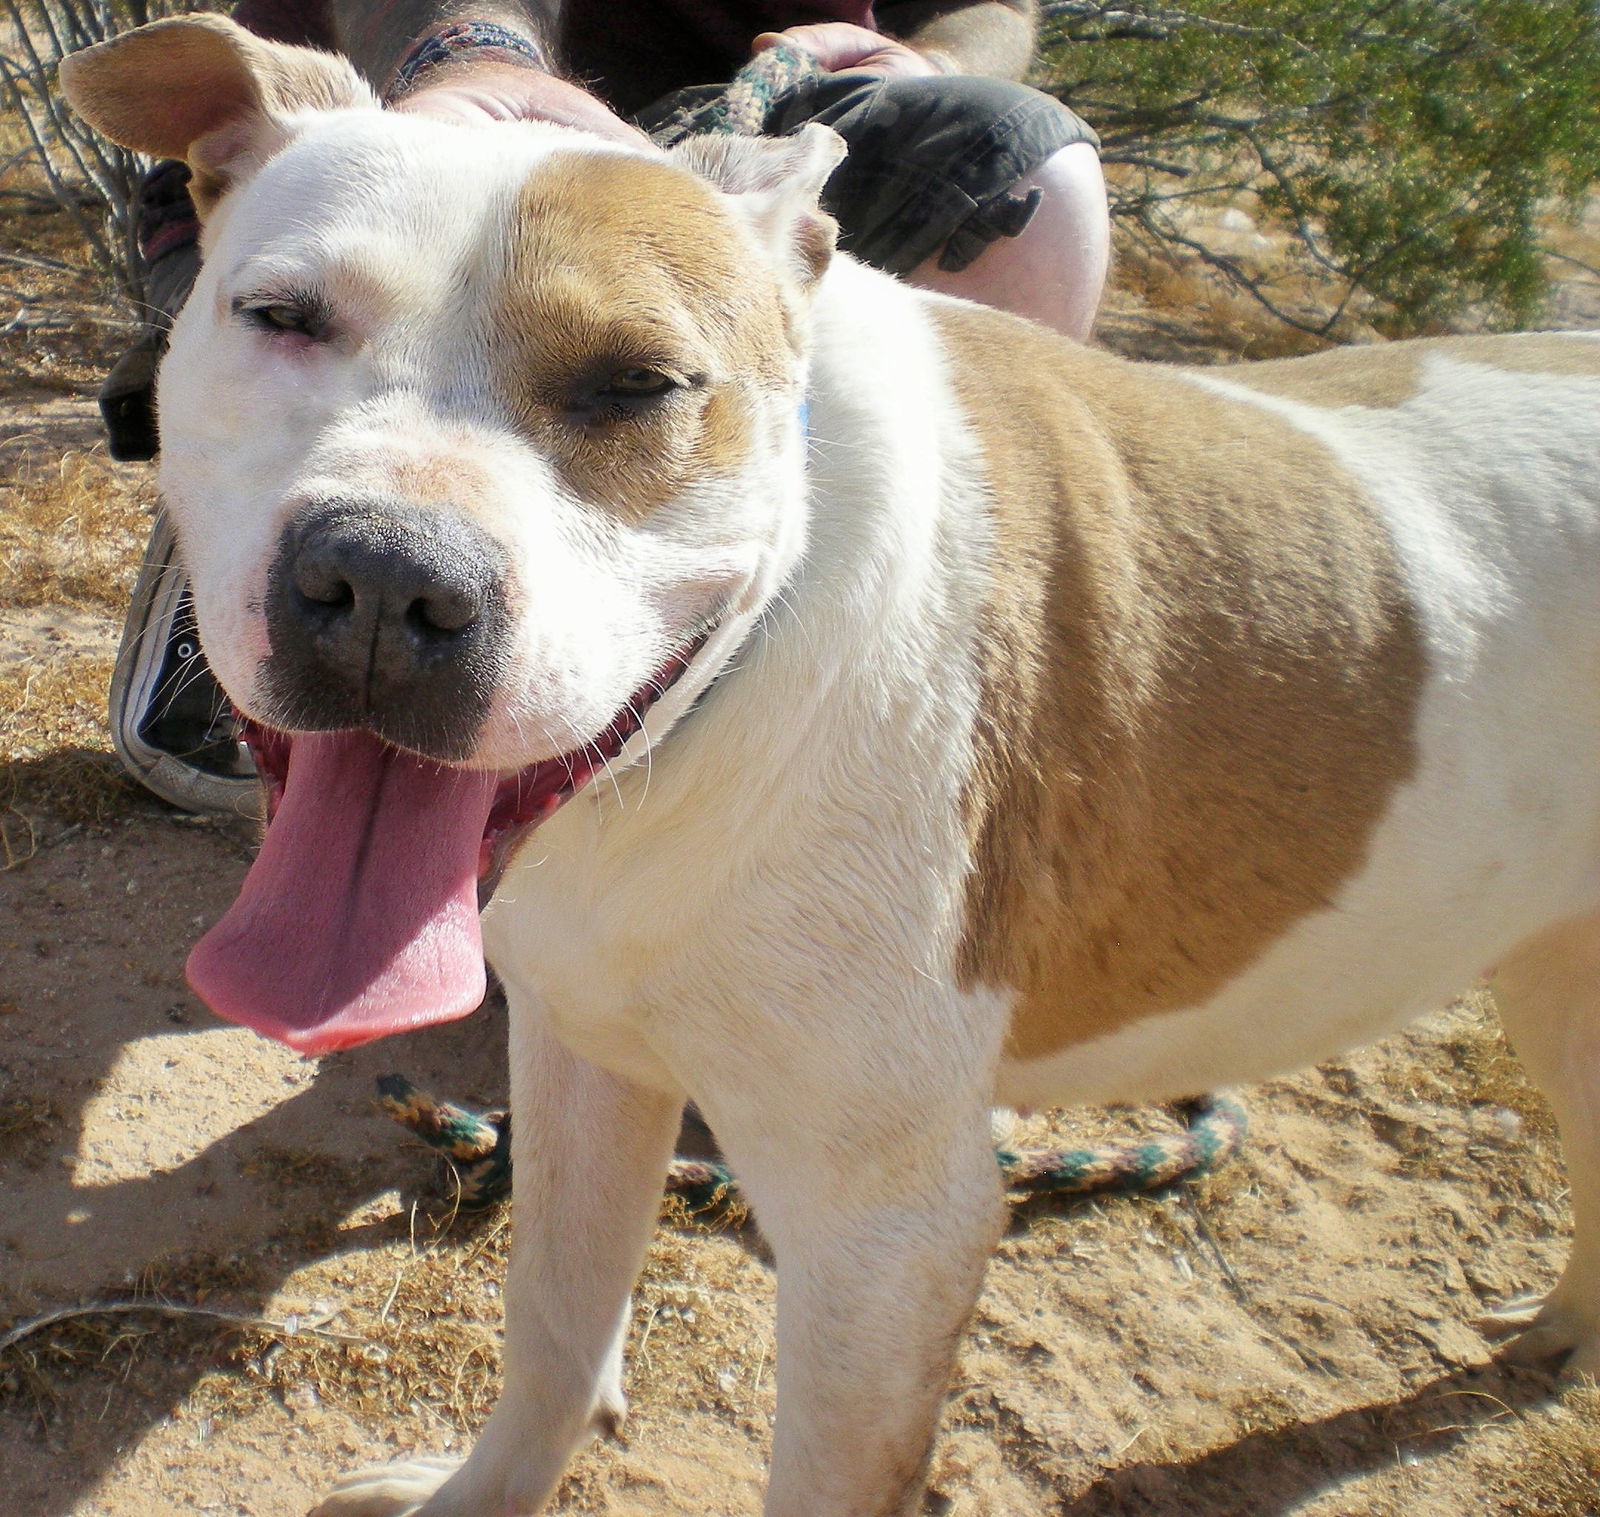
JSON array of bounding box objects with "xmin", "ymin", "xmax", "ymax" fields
[
  {"xmin": 376, "ymin": 1074, "xmax": 1247, "ymax": 1213},
  {"xmin": 638, "ymin": 39, "xmax": 823, "ymax": 145}
]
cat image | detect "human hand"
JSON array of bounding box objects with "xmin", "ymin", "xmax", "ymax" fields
[
  {"xmin": 391, "ymin": 59, "xmax": 650, "ymax": 147},
  {"xmin": 752, "ymin": 22, "xmax": 948, "ymax": 79}
]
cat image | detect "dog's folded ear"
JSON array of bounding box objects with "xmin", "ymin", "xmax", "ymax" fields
[
  {"xmin": 672, "ymin": 124, "xmax": 846, "ymax": 288},
  {"xmin": 59, "ymin": 14, "xmax": 375, "ymax": 214}
]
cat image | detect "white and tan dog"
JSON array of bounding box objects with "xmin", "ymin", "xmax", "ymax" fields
[{"xmin": 64, "ymin": 16, "xmax": 1600, "ymax": 1516}]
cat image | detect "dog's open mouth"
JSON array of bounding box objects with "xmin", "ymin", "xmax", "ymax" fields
[
  {"xmin": 243, "ymin": 632, "xmax": 706, "ymax": 887},
  {"xmin": 187, "ymin": 633, "xmax": 708, "ymax": 1057}
]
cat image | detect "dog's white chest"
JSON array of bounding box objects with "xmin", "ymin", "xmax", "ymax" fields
[
  {"xmin": 480, "ymin": 770, "xmax": 757, "ymax": 1091},
  {"xmin": 482, "ymin": 826, "xmax": 675, "ymax": 1087}
]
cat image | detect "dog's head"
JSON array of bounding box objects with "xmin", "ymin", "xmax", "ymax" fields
[{"xmin": 63, "ymin": 16, "xmax": 843, "ymax": 1051}]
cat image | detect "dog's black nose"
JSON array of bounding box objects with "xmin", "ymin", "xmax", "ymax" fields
[
  {"xmin": 287, "ymin": 511, "xmax": 491, "ymax": 647},
  {"xmin": 265, "ymin": 501, "xmax": 509, "ymax": 760}
]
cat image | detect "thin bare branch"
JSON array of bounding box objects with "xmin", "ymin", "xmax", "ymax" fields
[{"xmin": 0, "ymin": 1299, "xmax": 369, "ymax": 1356}]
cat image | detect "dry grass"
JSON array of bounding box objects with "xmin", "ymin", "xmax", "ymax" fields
[
  {"xmin": 192, "ymin": 1231, "xmax": 513, "ymax": 1435},
  {"xmin": 0, "ymin": 132, "xmax": 151, "ymax": 828},
  {"xmin": 1427, "ymin": 993, "xmax": 1564, "ymax": 1146},
  {"xmin": 0, "ymin": 1309, "xmax": 222, "ymax": 1435},
  {"xmin": 0, "ymin": 647, "xmax": 139, "ymax": 827},
  {"xmin": 1498, "ymin": 1381, "xmax": 1600, "ymax": 1516},
  {"xmin": 1110, "ymin": 238, "xmax": 1350, "ymax": 362},
  {"xmin": 1370, "ymin": 992, "xmax": 1569, "ymax": 1207},
  {"xmin": 0, "ymin": 446, "xmax": 150, "ymax": 827},
  {"xmin": 0, "ymin": 114, "xmax": 135, "ymax": 397},
  {"xmin": 0, "ymin": 1203, "xmax": 508, "ymax": 1431},
  {"xmin": 0, "ymin": 446, "xmax": 151, "ymax": 613}
]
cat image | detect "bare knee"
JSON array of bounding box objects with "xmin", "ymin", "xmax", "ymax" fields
[{"xmin": 906, "ymin": 140, "xmax": 1110, "ymax": 342}]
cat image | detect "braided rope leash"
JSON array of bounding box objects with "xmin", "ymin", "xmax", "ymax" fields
[
  {"xmin": 994, "ymin": 1094, "xmax": 1248, "ymax": 1195},
  {"xmin": 640, "ymin": 40, "xmax": 824, "ymax": 144},
  {"xmin": 375, "ymin": 1075, "xmax": 1247, "ymax": 1213}
]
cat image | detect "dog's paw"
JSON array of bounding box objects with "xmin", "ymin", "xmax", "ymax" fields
[
  {"xmin": 308, "ymin": 1456, "xmax": 461, "ymax": 1516},
  {"xmin": 1479, "ymin": 1294, "xmax": 1600, "ymax": 1378},
  {"xmin": 1475, "ymin": 1291, "xmax": 1547, "ymax": 1338}
]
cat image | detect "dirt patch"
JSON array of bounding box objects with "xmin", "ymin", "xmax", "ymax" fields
[
  {"xmin": 2, "ymin": 161, "xmax": 1597, "ymax": 1517},
  {"xmin": 1, "ymin": 838, "xmax": 1591, "ymax": 1517}
]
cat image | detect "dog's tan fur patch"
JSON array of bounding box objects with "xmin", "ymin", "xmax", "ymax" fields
[
  {"xmin": 935, "ymin": 306, "xmax": 1428, "ymax": 1062},
  {"xmin": 496, "ymin": 154, "xmax": 795, "ymax": 521},
  {"xmin": 1229, "ymin": 333, "xmax": 1600, "ymax": 409}
]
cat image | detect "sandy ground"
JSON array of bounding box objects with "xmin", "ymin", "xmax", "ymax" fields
[
  {"xmin": 3, "ymin": 206, "xmax": 1600, "ymax": 1515},
  {"xmin": 2, "ymin": 795, "xmax": 1595, "ymax": 1517}
]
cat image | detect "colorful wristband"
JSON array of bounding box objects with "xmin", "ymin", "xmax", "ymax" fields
[{"xmin": 389, "ymin": 20, "xmax": 548, "ymax": 99}]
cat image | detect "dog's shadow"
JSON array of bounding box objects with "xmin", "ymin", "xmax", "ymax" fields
[
  {"xmin": 1052, "ymin": 1359, "xmax": 1558, "ymax": 1516},
  {"xmin": 2, "ymin": 1034, "xmax": 507, "ymax": 1515},
  {"xmin": 0, "ymin": 802, "xmax": 509, "ymax": 1514}
]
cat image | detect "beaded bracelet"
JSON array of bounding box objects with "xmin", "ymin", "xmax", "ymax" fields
[{"xmin": 389, "ymin": 19, "xmax": 549, "ymax": 99}]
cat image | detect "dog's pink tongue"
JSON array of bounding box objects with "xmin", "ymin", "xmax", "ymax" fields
[{"xmin": 187, "ymin": 731, "xmax": 499, "ymax": 1055}]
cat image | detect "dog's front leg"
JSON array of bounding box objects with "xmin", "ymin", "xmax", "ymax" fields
[
  {"xmin": 712, "ymin": 1079, "xmax": 1005, "ymax": 1517},
  {"xmin": 314, "ymin": 996, "xmax": 683, "ymax": 1517}
]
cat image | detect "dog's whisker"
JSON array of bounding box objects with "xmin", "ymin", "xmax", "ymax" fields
[
  {"xmin": 592, "ymin": 742, "xmax": 628, "ymax": 816},
  {"xmin": 625, "ymin": 699, "xmax": 653, "ymax": 811},
  {"xmin": 768, "ymin": 585, "xmax": 815, "ymax": 651}
]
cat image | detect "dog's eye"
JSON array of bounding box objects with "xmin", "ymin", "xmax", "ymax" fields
[
  {"xmin": 258, "ymin": 305, "xmax": 306, "ymax": 332},
  {"xmin": 602, "ymin": 368, "xmax": 676, "ymax": 397},
  {"xmin": 238, "ymin": 300, "xmax": 325, "ymax": 339},
  {"xmin": 562, "ymin": 364, "xmax": 700, "ymax": 422}
]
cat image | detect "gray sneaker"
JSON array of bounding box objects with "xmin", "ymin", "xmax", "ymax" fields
[
  {"xmin": 110, "ymin": 507, "xmax": 262, "ymax": 818},
  {"xmin": 104, "ymin": 162, "xmax": 257, "ymax": 817}
]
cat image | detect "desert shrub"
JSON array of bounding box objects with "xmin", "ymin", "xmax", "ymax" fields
[
  {"xmin": 1039, "ymin": 0, "xmax": 1600, "ymax": 335},
  {"xmin": 7, "ymin": 0, "xmax": 1600, "ymax": 338},
  {"xmin": 0, "ymin": 0, "xmax": 194, "ymax": 308}
]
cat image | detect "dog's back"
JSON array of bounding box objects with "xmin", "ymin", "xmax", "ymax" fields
[{"xmin": 898, "ymin": 312, "xmax": 1600, "ymax": 1103}]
